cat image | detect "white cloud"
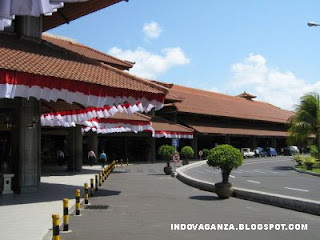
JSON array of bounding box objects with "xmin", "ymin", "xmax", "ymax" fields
[
  {"xmin": 109, "ymin": 47, "xmax": 190, "ymax": 79},
  {"xmin": 227, "ymin": 54, "xmax": 320, "ymax": 110},
  {"xmin": 143, "ymin": 22, "xmax": 162, "ymax": 39}
]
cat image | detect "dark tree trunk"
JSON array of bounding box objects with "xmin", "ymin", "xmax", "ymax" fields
[{"xmin": 222, "ymin": 169, "xmax": 231, "ymax": 183}]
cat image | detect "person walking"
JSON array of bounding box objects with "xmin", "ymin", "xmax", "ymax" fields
[
  {"xmin": 57, "ymin": 149, "xmax": 65, "ymax": 166},
  {"xmin": 88, "ymin": 149, "xmax": 96, "ymax": 166},
  {"xmin": 99, "ymin": 150, "xmax": 107, "ymax": 168}
]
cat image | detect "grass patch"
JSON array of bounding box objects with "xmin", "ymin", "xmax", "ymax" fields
[{"xmin": 296, "ymin": 166, "xmax": 320, "ymax": 173}]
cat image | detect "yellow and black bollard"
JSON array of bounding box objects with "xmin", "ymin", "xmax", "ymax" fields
[
  {"xmin": 90, "ymin": 178, "xmax": 94, "ymax": 197},
  {"xmin": 63, "ymin": 199, "xmax": 69, "ymax": 231},
  {"xmin": 52, "ymin": 214, "xmax": 60, "ymax": 240},
  {"xmin": 84, "ymin": 183, "xmax": 89, "ymax": 204},
  {"xmin": 95, "ymin": 175, "xmax": 98, "ymax": 191},
  {"xmin": 99, "ymin": 172, "xmax": 102, "ymax": 186},
  {"xmin": 104, "ymin": 168, "xmax": 107, "ymax": 180},
  {"xmin": 106, "ymin": 167, "xmax": 109, "ymax": 179},
  {"xmin": 76, "ymin": 189, "xmax": 81, "ymax": 215},
  {"xmin": 102, "ymin": 170, "xmax": 105, "ymax": 182}
]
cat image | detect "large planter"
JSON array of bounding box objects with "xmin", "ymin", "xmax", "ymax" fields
[
  {"xmin": 164, "ymin": 163, "xmax": 173, "ymax": 175},
  {"xmin": 214, "ymin": 182, "xmax": 233, "ymax": 199},
  {"xmin": 182, "ymin": 159, "xmax": 189, "ymax": 165}
]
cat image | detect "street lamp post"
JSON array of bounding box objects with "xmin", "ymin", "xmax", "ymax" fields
[{"xmin": 308, "ymin": 22, "xmax": 320, "ymax": 27}]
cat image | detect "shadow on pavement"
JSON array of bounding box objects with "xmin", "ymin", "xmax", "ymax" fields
[
  {"xmin": 41, "ymin": 164, "xmax": 104, "ymax": 176},
  {"xmin": 189, "ymin": 195, "xmax": 221, "ymax": 201},
  {"xmin": 0, "ymin": 182, "xmax": 121, "ymax": 206},
  {"xmin": 272, "ymin": 166, "xmax": 294, "ymax": 171}
]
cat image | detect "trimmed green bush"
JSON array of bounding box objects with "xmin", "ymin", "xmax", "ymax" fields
[
  {"xmin": 158, "ymin": 145, "xmax": 176, "ymax": 162},
  {"xmin": 293, "ymin": 154, "xmax": 303, "ymax": 166},
  {"xmin": 308, "ymin": 145, "xmax": 318, "ymax": 158},
  {"xmin": 180, "ymin": 146, "xmax": 194, "ymax": 159},
  {"xmin": 207, "ymin": 144, "xmax": 243, "ymax": 183},
  {"xmin": 302, "ymin": 156, "xmax": 316, "ymax": 170},
  {"xmin": 201, "ymin": 148, "xmax": 210, "ymax": 159}
]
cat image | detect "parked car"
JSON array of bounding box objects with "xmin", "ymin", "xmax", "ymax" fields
[
  {"xmin": 265, "ymin": 147, "xmax": 277, "ymax": 157},
  {"xmin": 283, "ymin": 146, "xmax": 299, "ymax": 156},
  {"xmin": 253, "ymin": 147, "xmax": 267, "ymax": 157},
  {"xmin": 241, "ymin": 148, "xmax": 255, "ymax": 158}
]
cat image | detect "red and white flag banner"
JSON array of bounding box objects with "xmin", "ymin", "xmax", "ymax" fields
[
  {"xmin": 1, "ymin": 70, "xmax": 165, "ymax": 126},
  {"xmin": 81, "ymin": 118, "xmax": 153, "ymax": 134},
  {"xmin": 153, "ymin": 131, "xmax": 193, "ymax": 139},
  {"xmin": 40, "ymin": 103, "xmax": 146, "ymax": 127}
]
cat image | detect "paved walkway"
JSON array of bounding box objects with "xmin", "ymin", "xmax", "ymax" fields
[
  {"xmin": 1, "ymin": 163, "xmax": 319, "ymax": 240},
  {"xmin": 0, "ymin": 164, "xmax": 104, "ymax": 240},
  {"xmin": 57, "ymin": 164, "xmax": 318, "ymax": 240}
]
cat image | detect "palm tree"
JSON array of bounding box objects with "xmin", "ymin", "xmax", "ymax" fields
[{"xmin": 288, "ymin": 92, "xmax": 320, "ymax": 159}]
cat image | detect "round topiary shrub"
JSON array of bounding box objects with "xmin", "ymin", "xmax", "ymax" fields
[
  {"xmin": 207, "ymin": 144, "xmax": 243, "ymax": 184},
  {"xmin": 201, "ymin": 148, "xmax": 210, "ymax": 159},
  {"xmin": 180, "ymin": 146, "xmax": 194, "ymax": 159},
  {"xmin": 180, "ymin": 146, "xmax": 194, "ymax": 165},
  {"xmin": 158, "ymin": 145, "xmax": 176, "ymax": 163}
]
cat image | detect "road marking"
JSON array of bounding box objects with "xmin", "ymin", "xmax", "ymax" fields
[
  {"xmin": 263, "ymin": 170, "xmax": 279, "ymax": 174},
  {"xmin": 195, "ymin": 170, "xmax": 219, "ymax": 174},
  {"xmin": 247, "ymin": 180, "xmax": 261, "ymax": 184},
  {"xmin": 237, "ymin": 169, "xmax": 255, "ymax": 173},
  {"xmin": 202, "ymin": 169, "xmax": 216, "ymax": 174},
  {"xmin": 229, "ymin": 175, "xmax": 235, "ymax": 178},
  {"xmin": 232, "ymin": 170, "xmax": 244, "ymax": 173},
  {"xmin": 251, "ymin": 170, "xmax": 267, "ymax": 174},
  {"xmin": 243, "ymin": 159, "xmax": 289, "ymax": 165},
  {"xmin": 284, "ymin": 187, "xmax": 309, "ymax": 192}
]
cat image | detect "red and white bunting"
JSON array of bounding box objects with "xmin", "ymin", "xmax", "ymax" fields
[
  {"xmin": 0, "ymin": 0, "xmax": 88, "ymax": 30},
  {"xmin": 153, "ymin": 131, "xmax": 193, "ymax": 139},
  {"xmin": 40, "ymin": 104, "xmax": 145, "ymax": 127},
  {"xmin": 82, "ymin": 125, "xmax": 153, "ymax": 134},
  {"xmin": 1, "ymin": 70, "xmax": 165, "ymax": 120},
  {"xmin": 81, "ymin": 118, "xmax": 153, "ymax": 134}
]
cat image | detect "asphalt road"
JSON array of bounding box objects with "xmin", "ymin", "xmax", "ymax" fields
[
  {"xmin": 57, "ymin": 163, "xmax": 320, "ymax": 240},
  {"xmin": 184, "ymin": 156, "xmax": 320, "ymax": 201}
]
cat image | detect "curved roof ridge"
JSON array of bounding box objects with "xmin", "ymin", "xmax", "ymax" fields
[
  {"xmin": 99, "ymin": 62, "xmax": 169, "ymax": 93},
  {"xmin": 42, "ymin": 33, "xmax": 133, "ymax": 69},
  {"xmin": 171, "ymin": 84, "xmax": 292, "ymax": 112}
]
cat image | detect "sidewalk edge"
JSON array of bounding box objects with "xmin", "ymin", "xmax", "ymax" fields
[{"xmin": 176, "ymin": 161, "xmax": 320, "ymax": 216}]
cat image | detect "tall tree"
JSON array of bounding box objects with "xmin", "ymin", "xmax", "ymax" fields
[{"xmin": 288, "ymin": 92, "xmax": 320, "ymax": 159}]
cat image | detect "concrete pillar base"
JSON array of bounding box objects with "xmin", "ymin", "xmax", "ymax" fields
[{"xmin": 2, "ymin": 174, "xmax": 14, "ymax": 194}]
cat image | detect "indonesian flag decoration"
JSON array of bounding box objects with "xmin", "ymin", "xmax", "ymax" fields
[
  {"xmin": 81, "ymin": 118, "xmax": 154, "ymax": 134},
  {"xmin": 41, "ymin": 104, "xmax": 145, "ymax": 127},
  {"xmin": 1, "ymin": 70, "xmax": 166, "ymax": 123},
  {"xmin": 0, "ymin": 0, "xmax": 88, "ymax": 31},
  {"xmin": 153, "ymin": 131, "xmax": 193, "ymax": 139}
]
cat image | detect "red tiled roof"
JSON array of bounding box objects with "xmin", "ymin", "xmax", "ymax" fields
[
  {"xmin": 0, "ymin": 33, "xmax": 167, "ymax": 96},
  {"xmin": 111, "ymin": 112, "xmax": 151, "ymax": 122},
  {"xmin": 42, "ymin": 0, "xmax": 126, "ymax": 31},
  {"xmin": 42, "ymin": 34, "xmax": 133, "ymax": 70},
  {"xmin": 107, "ymin": 113, "xmax": 193, "ymax": 133},
  {"xmin": 169, "ymin": 85, "xmax": 294, "ymax": 123},
  {"xmin": 189, "ymin": 124, "xmax": 287, "ymax": 137},
  {"xmin": 151, "ymin": 116, "xmax": 193, "ymax": 133}
]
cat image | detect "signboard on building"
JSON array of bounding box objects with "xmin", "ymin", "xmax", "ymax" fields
[{"xmin": 172, "ymin": 138, "xmax": 179, "ymax": 147}]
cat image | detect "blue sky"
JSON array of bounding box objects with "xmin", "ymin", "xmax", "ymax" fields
[{"xmin": 48, "ymin": 0, "xmax": 320, "ymax": 110}]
